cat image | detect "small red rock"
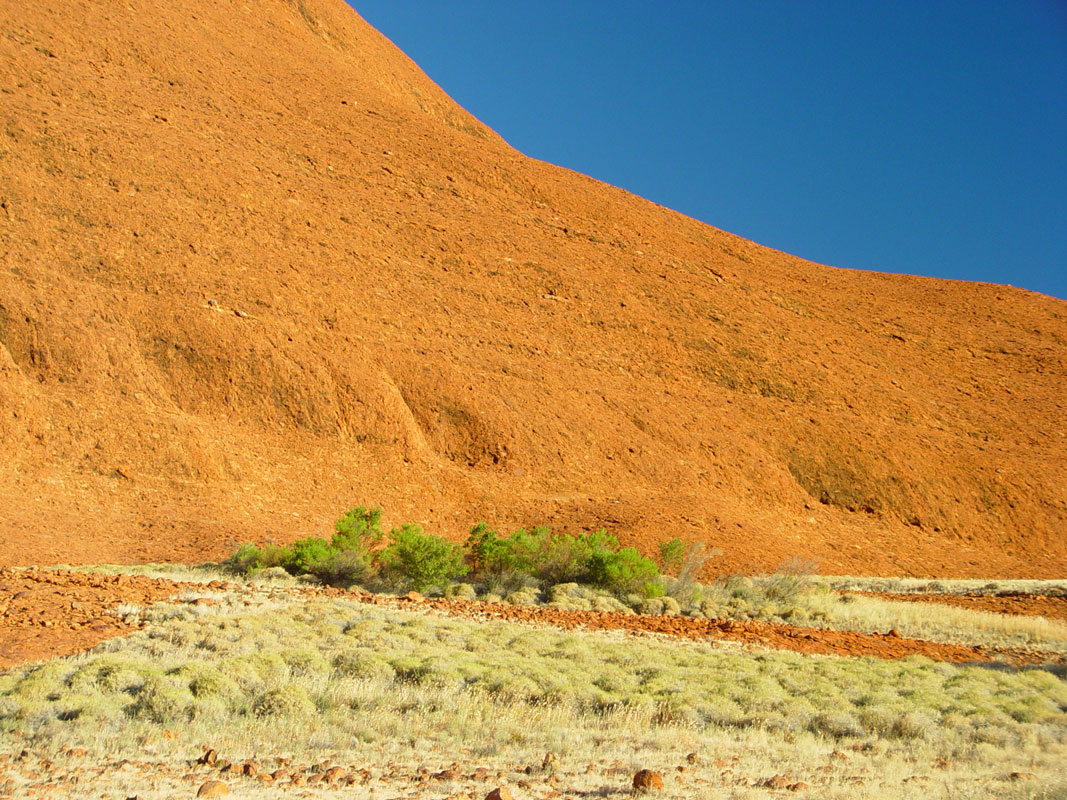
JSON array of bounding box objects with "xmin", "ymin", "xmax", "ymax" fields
[
  {"xmin": 633, "ymin": 769, "xmax": 663, "ymax": 792},
  {"xmin": 761, "ymin": 775, "xmax": 792, "ymax": 789},
  {"xmin": 196, "ymin": 781, "xmax": 229, "ymax": 797},
  {"xmin": 485, "ymin": 788, "xmax": 514, "ymax": 800}
]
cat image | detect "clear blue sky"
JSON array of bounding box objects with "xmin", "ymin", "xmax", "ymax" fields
[{"xmin": 351, "ymin": 1, "xmax": 1067, "ymax": 301}]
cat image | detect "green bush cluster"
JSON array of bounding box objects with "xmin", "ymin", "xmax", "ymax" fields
[
  {"xmin": 227, "ymin": 506, "xmax": 465, "ymax": 593},
  {"xmin": 464, "ymin": 523, "xmax": 663, "ymax": 596},
  {"xmin": 226, "ymin": 506, "xmax": 841, "ymax": 623},
  {"xmin": 378, "ymin": 523, "xmax": 467, "ymax": 593},
  {"xmin": 228, "ymin": 506, "xmax": 680, "ymax": 598}
]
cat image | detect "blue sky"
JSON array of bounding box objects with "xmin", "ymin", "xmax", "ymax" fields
[{"xmin": 351, "ymin": 1, "xmax": 1067, "ymax": 301}]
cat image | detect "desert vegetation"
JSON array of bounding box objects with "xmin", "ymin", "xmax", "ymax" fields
[
  {"xmin": 2, "ymin": 514, "xmax": 1064, "ymax": 797},
  {"xmin": 226, "ymin": 506, "xmax": 685, "ymax": 599},
  {"xmin": 1, "ymin": 575, "xmax": 1065, "ymax": 798},
  {"xmin": 219, "ymin": 508, "xmax": 1067, "ymax": 659}
]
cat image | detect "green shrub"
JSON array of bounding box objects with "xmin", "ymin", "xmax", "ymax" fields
[
  {"xmin": 585, "ymin": 546, "xmax": 659, "ymax": 594},
  {"xmin": 658, "ymin": 538, "xmax": 686, "ymax": 574},
  {"xmin": 226, "ymin": 505, "xmax": 385, "ymax": 585},
  {"xmin": 226, "ymin": 542, "xmax": 290, "ymax": 576},
  {"xmin": 333, "ymin": 505, "xmax": 384, "ymax": 553},
  {"xmin": 466, "ymin": 523, "xmax": 670, "ymax": 595},
  {"xmin": 379, "ymin": 523, "xmax": 468, "ymax": 592},
  {"xmin": 285, "ymin": 536, "xmax": 332, "ymax": 574},
  {"xmin": 465, "ymin": 523, "xmax": 553, "ymax": 577},
  {"xmin": 642, "ymin": 580, "xmax": 667, "ymax": 599},
  {"xmin": 465, "ymin": 522, "xmax": 509, "ymax": 573}
]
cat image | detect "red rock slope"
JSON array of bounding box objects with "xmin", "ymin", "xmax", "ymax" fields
[{"xmin": 0, "ymin": 0, "xmax": 1064, "ymax": 576}]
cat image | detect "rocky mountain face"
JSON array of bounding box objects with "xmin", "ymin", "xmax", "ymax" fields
[{"xmin": 1, "ymin": 0, "xmax": 1064, "ymax": 576}]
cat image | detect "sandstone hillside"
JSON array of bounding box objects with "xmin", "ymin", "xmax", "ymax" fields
[{"xmin": 1, "ymin": 0, "xmax": 1064, "ymax": 576}]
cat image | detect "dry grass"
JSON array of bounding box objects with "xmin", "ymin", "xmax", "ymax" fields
[
  {"xmin": 824, "ymin": 593, "xmax": 1067, "ymax": 655},
  {"xmin": 818, "ymin": 577, "xmax": 1067, "ymax": 597},
  {"xmin": 2, "ymin": 573, "xmax": 1066, "ymax": 798}
]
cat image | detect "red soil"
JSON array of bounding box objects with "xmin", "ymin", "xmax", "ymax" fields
[
  {"xmin": 0, "ymin": 0, "xmax": 1065, "ymax": 578},
  {"xmin": 0, "ymin": 568, "xmax": 186, "ymax": 669}
]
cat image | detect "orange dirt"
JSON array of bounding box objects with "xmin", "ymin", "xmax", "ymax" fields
[
  {"xmin": 855, "ymin": 591, "xmax": 1067, "ymax": 622},
  {"xmin": 1, "ymin": 0, "xmax": 1065, "ymax": 578},
  {"xmin": 0, "ymin": 568, "xmax": 187, "ymax": 669}
]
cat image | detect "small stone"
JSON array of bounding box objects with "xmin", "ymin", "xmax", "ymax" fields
[
  {"xmin": 197, "ymin": 750, "xmax": 218, "ymax": 767},
  {"xmin": 761, "ymin": 775, "xmax": 792, "ymax": 790},
  {"xmin": 887, "ymin": 628, "xmax": 900, "ymax": 638},
  {"xmin": 485, "ymin": 788, "xmax": 514, "ymax": 800},
  {"xmin": 1010, "ymin": 772, "xmax": 1037, "ymax": 781},
  {"xmin": 633, "ymin": 770, "xmax": 663, "ymax": 792},
  {"xmin": 542, "ymin": 752, "xmax": 557, "ymax": 770},
  {"xmin": 790, "ymin": 782, "xmax": 811, "ymax": 791},
  {"xmin": 196, "ymin": 781, "xmax": 229, "ymax": 797},
  {"xmin": 685, "ymin": 753, "xmax": 699, "ymax": 764},
  {"xmin": 242, "ymin": 762, "xmax": 257, "ymax": 777},
  {"xmin": 324, "ymin": 766, "xmax": 347, "ymax": 783}
]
